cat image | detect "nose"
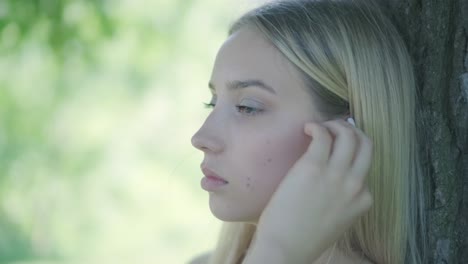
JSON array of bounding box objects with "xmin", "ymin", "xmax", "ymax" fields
[{"xmin": 191, "ymin": 119, "xmax": 224, "ymax": 154}]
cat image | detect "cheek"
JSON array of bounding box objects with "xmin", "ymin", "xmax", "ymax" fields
[
  {"xmin": 210, "ymin": 129, "xmax": 311, "ymax": 222},
  {"xmin": 243, "ymin": 133, "xmax": 310, "ymax": 198}
]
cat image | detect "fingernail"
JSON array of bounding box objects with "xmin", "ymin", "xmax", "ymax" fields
[
  {"xmin": 347, "ymin": 117, "xmax": 356, "ymax": 127},
  {"xmin": 304, "ymin": 123, "xmax": 315, "ymax": 135}
]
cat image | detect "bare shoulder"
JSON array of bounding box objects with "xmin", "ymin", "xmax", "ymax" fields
[{"xmin": 188, "ymin": 252, "xmax": 211, "ymax": 264}]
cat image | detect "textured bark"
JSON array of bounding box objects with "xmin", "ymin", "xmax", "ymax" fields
[{"xmin": 375, "ymin": 0, "xmax": 468, "ymax": 263}]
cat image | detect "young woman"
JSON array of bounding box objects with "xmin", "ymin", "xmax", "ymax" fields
[{"xmin": 190, "ymin": 0, "xmax": 427, "ymax": 263}]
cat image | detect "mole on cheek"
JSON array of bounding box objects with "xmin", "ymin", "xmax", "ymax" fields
[{"xmin": 263, "ymin": 157, "xmax": 273, "ymax": 166}]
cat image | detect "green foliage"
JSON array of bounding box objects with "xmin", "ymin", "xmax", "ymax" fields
[
  {"xmin": 0, "ymin": 0, "xmax": 251, "ymax": 263},
  {"xmin": 0, "ymin": 0, "xmax": 114, "ymax": 59}
]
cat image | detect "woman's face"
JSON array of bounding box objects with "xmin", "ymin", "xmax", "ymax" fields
[{"xmin": 191, "ymin": 28, "xmax": 322, "ymax": 222}]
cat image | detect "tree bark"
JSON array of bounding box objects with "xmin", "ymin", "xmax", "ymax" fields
[{"xmin": 376, "ymin": 0, "xmax": 468, "ymax": 263}]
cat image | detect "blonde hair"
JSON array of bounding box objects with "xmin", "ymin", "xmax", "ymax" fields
[{"xmin": 208, "ymin": 0, "xmax": 427, "ymax": 263}]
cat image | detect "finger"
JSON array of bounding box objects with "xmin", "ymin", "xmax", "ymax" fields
[
  {"xmin": 320, "ymin": 120, "xmax": 358, "ymax": 170},
  {"xmin": 304, "ymin": 123, "xmax": 332, "ymax": 165},
  {"xmin": 349, "ymin": 127, "xmax": 373, "ymax": 183}
]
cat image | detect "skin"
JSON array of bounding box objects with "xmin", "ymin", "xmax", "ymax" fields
[
  {"xmin": 191, "ymin": 28, "xmax": 374, "ymax": 264},
  {"xmin": 191, "ymin": 28, "xmax": 321, "ymax": 222}
]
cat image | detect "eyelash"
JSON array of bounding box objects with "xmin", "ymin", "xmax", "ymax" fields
[{"xmin": 203, "ymin": 102, "xmax": 263, "ymax": 116}]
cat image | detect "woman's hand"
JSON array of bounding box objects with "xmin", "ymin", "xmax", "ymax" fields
[{"xmin": 244, "ymin": 119, "xmax": 374, "ymax": 264}]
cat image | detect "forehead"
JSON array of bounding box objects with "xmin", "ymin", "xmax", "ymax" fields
[{"xmin": 210, "ymin": 28, "xmax": 307, "ymax": 97}]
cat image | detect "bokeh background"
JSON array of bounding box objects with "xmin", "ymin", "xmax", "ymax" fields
[{"xmin": 0, "ymin": 0, "xmax": 267, "ymax": 263}]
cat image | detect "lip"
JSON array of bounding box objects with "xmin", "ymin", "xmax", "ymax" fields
[
  {"xmin": 201, "ymin": 166, "xmax": 229, "ymax": 191},
  {"xmin": 201, "ymin": 167, "xmax": 228, "ymax": 182}
]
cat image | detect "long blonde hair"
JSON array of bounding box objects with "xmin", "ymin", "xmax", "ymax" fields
[{"xmin": 208, "ymin": 1, "xmax": 427, "ymax": 263}]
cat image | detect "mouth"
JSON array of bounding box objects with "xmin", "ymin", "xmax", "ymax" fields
[
  {"xmin": 201, "ymin": 167, "xmax": 229, "ymax": 191},
  {"xmin": 201, "ymin": 167, "xmax": 228, "ymax": 182}
]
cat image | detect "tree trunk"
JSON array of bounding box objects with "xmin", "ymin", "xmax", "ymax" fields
[{"xmin": 376, "ymin": 0, "xmax": 468, "ymax": 263}]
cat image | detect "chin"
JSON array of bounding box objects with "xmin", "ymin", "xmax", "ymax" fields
[{"xmin": 208, "ymin": 195, "xmax": 260, "ymax": 222}]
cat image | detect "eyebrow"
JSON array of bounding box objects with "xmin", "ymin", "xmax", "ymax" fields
[{"xmin": 208, "ymin": 79, "xmax": 277, "ymax": 95}]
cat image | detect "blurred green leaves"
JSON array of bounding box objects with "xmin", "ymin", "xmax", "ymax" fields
[
  {"xmin": 0, "ymin": 0, "xmax": 256, "ymax": 263},
  {"xmin": 0, "ymin": 0, "xmax": 114, "ymax": 60}
]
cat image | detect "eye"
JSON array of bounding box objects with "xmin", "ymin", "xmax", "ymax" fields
[
  {"xmin": 202, "ymin": 97, "xmax": 264, "ymax": 117},
  {"xmin": 203, "ymin": 95, "xmax": 217, "ymax": 109},
  {"xmin": 203, "ymin": 102, "xmax": 216, "ymax": 108},
  {"xmin": 236, "ymin": 99, "xmax": 264, "ymax": 116},
  {"xmin": 235, "ymin": 105, "xmax": 262, "ymax": 116}
]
